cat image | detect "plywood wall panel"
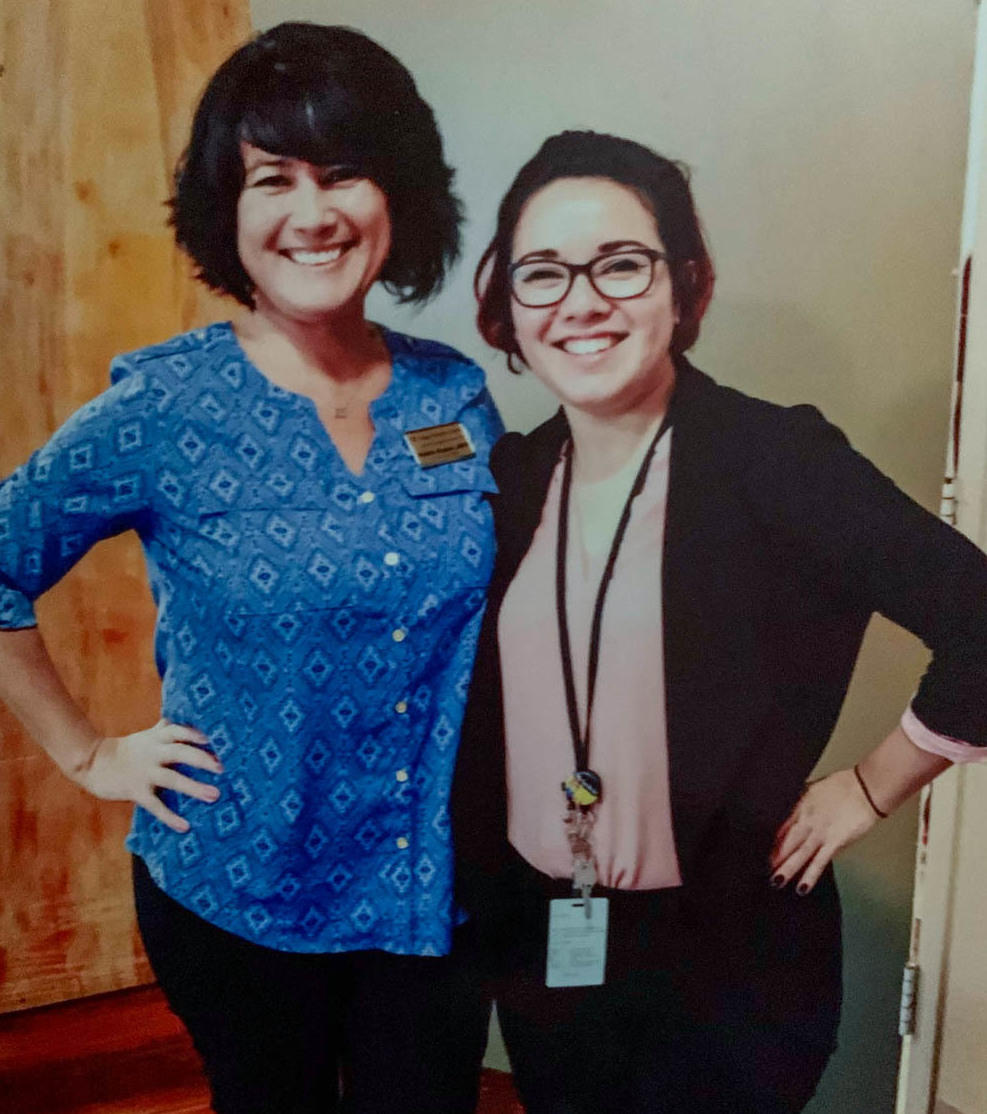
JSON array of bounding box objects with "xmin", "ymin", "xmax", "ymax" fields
[{"xmin": 1, "ymin": 0, "xmax": 251, "ymax": 1013}]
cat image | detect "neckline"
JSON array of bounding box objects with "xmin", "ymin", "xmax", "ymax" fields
[
  {"xmin": 216, "ymin": 320, "xmax": 406, "ymax": 480},
  {"xmin": 569, "ymin": 416, "xmax": 671, "ymax": 492},
  {"xmin": 217, "ymin": 319, "xmax": 405, "ymax": 418}
]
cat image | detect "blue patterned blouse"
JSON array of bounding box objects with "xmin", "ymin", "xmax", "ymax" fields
[{"xmin": 0, "ymin": 322, "xmax": 503, "ymax": 955}]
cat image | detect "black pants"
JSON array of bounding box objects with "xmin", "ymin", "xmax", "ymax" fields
[
  {"xmin": 489, "ymin": 850, "xmax": 842, "ymax": 1114},
  {"xmin": 133, "ymin": 856, "xmax": 491, "ymax": 1114}
]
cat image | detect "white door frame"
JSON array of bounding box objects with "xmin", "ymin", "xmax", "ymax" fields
[{"xmin": 896, "ymin": 4, "xmax": 987, "ymax": 1110}]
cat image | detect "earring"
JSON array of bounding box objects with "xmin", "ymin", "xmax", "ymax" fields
[{"xmin": 507, "ymin": 350, "xmax": 526, "ymax": 375}]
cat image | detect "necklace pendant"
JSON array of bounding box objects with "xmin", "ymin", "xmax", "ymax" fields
[
  {"xmin": 333, "ymin": 405, "xmax": 348, "ymax": 419},
  {"xmin": 562, "ymin": 769, "xmax": 602, "ymax": 807}
]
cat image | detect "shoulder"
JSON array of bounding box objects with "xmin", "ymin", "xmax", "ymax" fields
[
  {"xmin": 673, "ymin": 359, "xmax": 851, "ymax": 472},
  {"xmin": 383, "ymin": 329, "xmax": 503, "ymax": 448},
  {"xmin": 486, "ymin": 411, "xmax": 567, "ymax": 517},
  {"xmin": 109, "ymin": 323, "xmax": 229, "ymax": 382},
  {"xmin": 494, "ymin": 409, "xmax": 565, "ymax": 464},
  {"xmin": 676, "ymin": 359, "xmax": 818, "ymax": 428},
  {"xmin": 380, "ymin": 328, "xmax": 486, "ymax": 390},
  {"xmin": 36, "ymin": 328, "xmax": 227, "ymax": 448},
  {"xmin": 13, "ymin": 332, "xmax": 231, "ymax": 480},
  {"xmin": 107, "ymin": 323, "xmax": 236, "ymax": 411},
  {"xmin": 676, "ymin": 363, "xmax": 933, "ymax": 561}
]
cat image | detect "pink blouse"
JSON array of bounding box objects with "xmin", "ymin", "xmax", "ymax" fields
[{"xmin": 500, "ymin": 432, "xmax": 681, "ymax": 889}]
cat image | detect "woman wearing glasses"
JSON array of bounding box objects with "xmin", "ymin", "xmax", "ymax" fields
[{"xmin": 453, "ymin": 130, "xmax": 987, "ymax": 1114}]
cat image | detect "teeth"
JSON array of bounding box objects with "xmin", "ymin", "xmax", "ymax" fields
[
  {"xmin": 287, "ymin": 246, "xmax": 345, "ymax": 265},
  {"xmin": 561, "ymin": 336, "xmax": 618, "ymax": 355}
]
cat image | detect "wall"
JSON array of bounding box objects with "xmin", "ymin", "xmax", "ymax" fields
[{"xmin": 248, "ymin": 1, "xmax": 978, "ymax": 1108}]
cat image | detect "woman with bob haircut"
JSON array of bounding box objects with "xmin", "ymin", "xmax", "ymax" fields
[
  {"xmin": 0, "ymin": 22, "xmax": 501, "ymax": 1114},
  {"xmin": 453, "ymin": 129, "xmax": 987, "ymax": 1113}
]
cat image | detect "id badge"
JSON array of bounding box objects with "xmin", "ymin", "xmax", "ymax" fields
[
  {"xmin": 404, "ymin": 422, "xmax": 475, "ymax": 468},
  {"xmin": 545, "ymin": 897, "xmax": 609, "ymax": 987}
]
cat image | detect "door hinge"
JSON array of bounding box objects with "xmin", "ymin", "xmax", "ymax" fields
[
  {"xmin": 899, "ymin": 961, "xmax": 919, "ymax": 1036},
  {"xmin": 940, "ymin": 476, "xmax": 957, "ymax": 525}
]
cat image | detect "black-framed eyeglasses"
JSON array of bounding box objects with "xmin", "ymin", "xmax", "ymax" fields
[{"xmin": 508, "ymin": 249, "xmax": 669, "ymax": 308}]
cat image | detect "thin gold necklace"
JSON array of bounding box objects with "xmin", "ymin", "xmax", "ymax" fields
[
  {"xmin": 329, "ymin": 382, "xmax": 364, "ymax": 420},
  {"xmin": 326, "ymin": 359, "xmax": 388, "ymax": 420},
  {"xmin": 324, "ymin": 324, "xmax": 389, "ymax": 419}
]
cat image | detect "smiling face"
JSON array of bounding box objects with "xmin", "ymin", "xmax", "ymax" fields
[
  {"xmin": 510, "ymin": 177, "xmax": 678, "ymax": 419},
  {"xmin": 236, "ymin": 142, "xmax": 392, "ymax": 327}
]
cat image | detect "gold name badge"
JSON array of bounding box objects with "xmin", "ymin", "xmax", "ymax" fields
[{"xmin": 403, "ymin": 422, "xmax": 476, "ymax": 468}]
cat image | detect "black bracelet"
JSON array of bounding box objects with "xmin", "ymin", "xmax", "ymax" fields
[{"xmin": 854, "ymin": 764, "xmax": 889, "ymax": 819}]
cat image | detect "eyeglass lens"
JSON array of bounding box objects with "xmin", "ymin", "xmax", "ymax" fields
[{"xmin": 511, "ymin": 250, "xmax": 656, "ymax": 307}]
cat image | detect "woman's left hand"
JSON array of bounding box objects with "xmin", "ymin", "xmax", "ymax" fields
[{"xmin": 769, "ymin": 768, "xmax": 878, "ymax": 895}]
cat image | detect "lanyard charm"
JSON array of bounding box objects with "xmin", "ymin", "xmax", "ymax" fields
[
  {"xmin": 562, "ymin": 768, "xmax": 603, "ymax": 807},
  {"xmin": 562, "ymin": 798, "xmax": 596, "ymax": 861},
  {"xmin": 563, "ymin": 798, "xmax": 599, "ymax": 917}
]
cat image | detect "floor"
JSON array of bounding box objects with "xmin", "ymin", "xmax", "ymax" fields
[{"xmin": 0, "ymin": 984, "xmax": 524, "ymax": 1114}]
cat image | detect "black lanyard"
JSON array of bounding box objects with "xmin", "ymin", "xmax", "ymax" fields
[{"xmin": 555, "ymin": 413, "xmax": 672, "ymax": 804}]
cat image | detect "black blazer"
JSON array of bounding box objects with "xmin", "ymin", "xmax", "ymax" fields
[{"xmin": 453, "ymin": 358, "xmax": 987, "ymax": 896}]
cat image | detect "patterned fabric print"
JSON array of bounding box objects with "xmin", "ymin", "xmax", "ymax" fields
[{"xmin": 0, "ymin": 323, "xmax": 503, "ymax": 955}]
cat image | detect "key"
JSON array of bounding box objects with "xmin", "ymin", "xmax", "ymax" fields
[{"xmin": 572, "ymin": 857, "xmax": 596, "ymax": 918}]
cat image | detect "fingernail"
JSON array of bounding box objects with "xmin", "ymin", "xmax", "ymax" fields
[
  {"xmin": 206, "ymin": 787, "xmax": 220, "ymax": 801},
  {"xmin": 796, "ymin": 883, "xmax": 809, "ymax": 896},
  {"xmin": 770, "ymin": 874, "xmax": 785, "ymax": 889}
]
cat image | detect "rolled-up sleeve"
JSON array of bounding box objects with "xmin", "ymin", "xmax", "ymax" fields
[
  {"xmin": 900, "ymin": 703, "xmax": 987, "ymax": 763},
  {"xmin": 0, "ymin": 372, "xmax": 154, "ymax": 629}
]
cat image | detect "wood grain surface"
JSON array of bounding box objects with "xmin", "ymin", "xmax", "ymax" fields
[
  {"xmin": 0, "ymin": 0, "xmax": 250, "ymax": 1013},
  {"xmin": 0, "ymin": 984, "xmax": 526, "ymax": 1114}
]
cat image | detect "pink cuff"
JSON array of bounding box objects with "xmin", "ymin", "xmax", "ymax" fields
[{"xmin": 900, "ymin": 704, "xmax": 986, "ymax": 764}]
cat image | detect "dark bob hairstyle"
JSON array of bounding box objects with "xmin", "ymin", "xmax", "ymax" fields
[
  {"xmin": 172, "ymin": 22, "xmax": 461, "ymax": 307},
  {"xmin": 476, "ymin": 130, "xmax": 714, "ymax": 370}
]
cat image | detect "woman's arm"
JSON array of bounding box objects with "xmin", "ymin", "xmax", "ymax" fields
[
  {"xmin": 769, "ymin": 726, "xmax": 950, "ymax": 893},
  {"xmin": 0, "ymin": 370, "xmax": 224, "ymax": 831},
  {"xmin": 0, "ymin": 627, "xmax": 222, "ymax": 832},
  {"xmin": 742, "ymin": 402, "xmax": 987, "ymax": 891}
]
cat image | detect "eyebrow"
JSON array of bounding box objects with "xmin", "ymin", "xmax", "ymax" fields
[
  {"xmin": 244, "ymin": 157, "xmax": 290, "ymax": 173},
  {"xmin": 515, "ymin": 239, "xmax": 654, "ymax": 262},
  {"xmin": 243, "ymin": 155, "xmax": 359, "ymax": 177}
]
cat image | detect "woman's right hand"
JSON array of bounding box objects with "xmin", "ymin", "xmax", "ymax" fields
[{"xmin": 73, "ymin": 719, "xmax": 222, "ymax": 833}]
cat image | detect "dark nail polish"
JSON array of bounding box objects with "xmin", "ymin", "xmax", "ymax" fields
[
  {"xmin": 770, "ymin": 874, "xmax": 785, "ymax": 888},
  {"xmin": 797, "ymin": 883, "xmax": 809, "ymax": 896}
]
